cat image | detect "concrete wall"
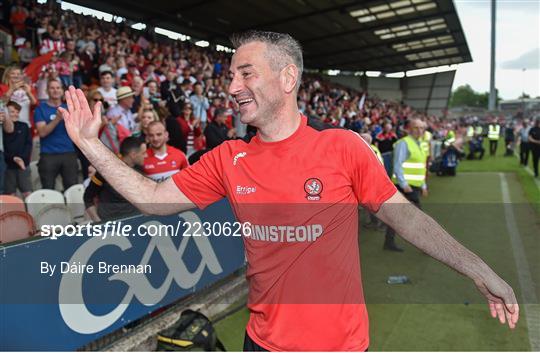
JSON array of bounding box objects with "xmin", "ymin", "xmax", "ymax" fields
[
  {"xmin": 402, "ymin": 71, "xmax": 455, "ymax": 116},
  {"xmin": 367, "ymin": 77, "xmax": 402, "ymax": 101},
  {"xmin": 325, "ymin": 75, "xmax": 363, "ymax": 91}
]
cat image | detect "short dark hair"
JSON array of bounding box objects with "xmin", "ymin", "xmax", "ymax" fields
[
  {"xmin": 230, "ymin": 30, "xmax": 303, "ymax": 91},
  {"xmin": 119, "ymin": 136, "xmax": 144, "ymax": 156},
  {"xmin": 7, "ymin": 100, "xmax": 21, "ymax": 111},
  {"xmin": 214, "ymin": 107, "xmax": 227, "ymax": 117},
  {"xmin": 100, "ymin": 70, "xmax": 114, "ymax": 78}
]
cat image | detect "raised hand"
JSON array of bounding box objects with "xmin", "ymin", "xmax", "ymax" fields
[
  {"xmin": 57, "ymin": 86, "xmax": 102, "ymax": 147},
  {"xmin": 474, "ymin": 274, "xmax": 519, "ymax": 329}
]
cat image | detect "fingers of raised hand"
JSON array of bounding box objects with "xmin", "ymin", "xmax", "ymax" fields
[
  {"xmin": 69, "ymin": 86, "xmax": 82, "ymax": 111},
  {"xmin": 65, "ymin": 87, "xmax": 75, "ymax": 113},
  {"xmin": 75, "ymin": 88, "xmax": 91, "ymax": 114}
]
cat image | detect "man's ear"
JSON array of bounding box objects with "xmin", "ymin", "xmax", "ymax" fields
[{"xmin": 281, "ymin": 64, "xmax": 298, "ymax": 94}]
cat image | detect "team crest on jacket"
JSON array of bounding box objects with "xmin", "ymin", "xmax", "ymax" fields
[{"xmin": 304, "ymin": 178, "xmax": 323, "ymax": 201}]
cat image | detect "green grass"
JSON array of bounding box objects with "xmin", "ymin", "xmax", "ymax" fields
[
  {"xmin": 458, "ymin": 138, "xmax": 540, "ymax": 211},
  {"xmin": 214, "ymin": 144, "xmax": 539, "ymax": 351}
]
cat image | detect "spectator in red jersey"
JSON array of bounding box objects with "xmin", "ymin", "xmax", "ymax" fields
[
  {"xmin": 169, "ymin": 102, "xmax": 201, "ymax": 155},
  {"xmin": 9, "ymin": 0, "xmax": 28, "ymax": 33},
  {"xmin": 57, "ymin": 51, "xmax": 73, "ymax": 88},
  {"xmin": 375, "ymin": 122, "xmax": 398, "ymax": 177},
  {"xmin": 39, "ymin": 28, "xmax": 64, "ymax": 55},
  {"xmin": 143, "ymin": 121, "xmax": 188, "ymax": 182}
]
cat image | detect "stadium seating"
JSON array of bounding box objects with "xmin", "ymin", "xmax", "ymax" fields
[
  {"xmin": 0, "ymin": 196, "xmax": 36, "ymax": 244},
  {"xmin": 25, "ymin": 189, "xmax": 71, "ymax": 228},
  {"xmin": 0, "ymin": 211, "xmax": 36, "ymax": 244},
  {"xmin": 64, "ymin": 184, "xmax": 87, "ymax": 222},
  {"xmin": 0, "ymin": 195, "xmax": 26, "ymax": 214}
]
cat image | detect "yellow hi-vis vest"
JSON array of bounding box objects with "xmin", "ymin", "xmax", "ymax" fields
[
  {"xmin": 392, "ymin": 135, "xmax": 427, "ymax": 187},
  {"xmin": 371, "ymin": 144, "xmax": 383, "ymax": 164},
  {"xmin": 444, "ymin": 130, "xmax": 456, "ymax": 147},
  {"xmin": 488, "ymin": 124, "xmax": 500, "ymax": 140},
  {"xmin": 475, "ymin": 126, "xmax": 483, "ymax": 135},
  {"xmin": 420, "ymin": 130, "xmax": 432, "ymax": 156},
  {"xmin": 467, "ymin": 126, "xmax": 474, "ymax": 137}
]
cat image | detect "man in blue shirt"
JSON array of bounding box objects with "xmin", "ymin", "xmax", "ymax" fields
[{"xmin": 34, "ymin": 80, "xmax": 78, "ymax": 190}]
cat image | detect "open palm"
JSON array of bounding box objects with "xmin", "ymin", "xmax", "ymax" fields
[{"xmin": 58, "ymin": 86, "xmax": 102, "ymax": 146}]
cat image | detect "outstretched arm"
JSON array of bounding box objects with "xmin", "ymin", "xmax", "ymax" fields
[
  {"xmin": 375, "ymin": 191, "xmax": 519, "ymax": 329},
  {"xmin": 59, "ymin": 86, "xmax": 194, "ymax": 215}
]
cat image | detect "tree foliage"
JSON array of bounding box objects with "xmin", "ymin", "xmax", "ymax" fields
[{"xmin": 449, "ymin": 84, "xmax": 500, "ymax": 108}]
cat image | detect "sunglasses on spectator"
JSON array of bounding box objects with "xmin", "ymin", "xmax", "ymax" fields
[{"xmin": 93, "ymin": 97, "xmax": 104, "ymax": 102}]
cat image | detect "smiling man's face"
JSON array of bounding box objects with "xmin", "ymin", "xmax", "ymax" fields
[{"xmin": 228, "ymin": 41, "xmax": 284, "ymax": 127}]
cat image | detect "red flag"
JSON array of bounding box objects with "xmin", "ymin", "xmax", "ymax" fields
[{"xmin": 24, "ymin": 51, "xmax": 55, "ymax": 82}]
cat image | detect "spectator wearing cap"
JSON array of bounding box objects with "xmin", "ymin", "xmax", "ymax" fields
[
  {"xmin": 97, "ymin": 70, "xmax": 117, "ymax": 107},
  {"xmin": 204, "ymin": 107, "xmax": 236, "ymax": 150},
  {"xmin": 107, "ymin": 86, "xmax": 136, "ymax": 133}
]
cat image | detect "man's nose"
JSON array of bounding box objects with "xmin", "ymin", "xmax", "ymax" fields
[{"xmin": 228, "ymin": 75, "xmax": 243, "ymax": 96}]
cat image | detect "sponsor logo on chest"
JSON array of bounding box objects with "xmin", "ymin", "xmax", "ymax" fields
[{"xmin": 236, "ymin": 185, "xmax": 256, "ymax": 195}]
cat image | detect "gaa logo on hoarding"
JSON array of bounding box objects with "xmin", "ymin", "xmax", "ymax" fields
[{"xmin": 58, "ymin": 211, "xmax": 223, "ymax": 335}]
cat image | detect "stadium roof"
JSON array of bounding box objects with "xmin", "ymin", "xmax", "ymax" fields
[{"xmin": 68, "ymin": 0, "xmax": 472, "ymax": 73}]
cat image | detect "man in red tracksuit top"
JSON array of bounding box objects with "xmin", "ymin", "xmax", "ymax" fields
[{"xmin": 60, "ymin": 30, "xmax": 519, "ymax": 351}]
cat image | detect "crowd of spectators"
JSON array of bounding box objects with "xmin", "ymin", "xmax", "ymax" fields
[{"xmin": 1, "ymin": 0, "xmax": 507, "ymax": 215}]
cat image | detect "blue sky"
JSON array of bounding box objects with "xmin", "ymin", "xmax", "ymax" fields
[{"xmin": 453, "ymin": 0, "xmax": 539, "ymax": 99}]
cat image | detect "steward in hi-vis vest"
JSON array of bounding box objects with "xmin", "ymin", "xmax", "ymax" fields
[
  {"xmin": 385, "ymin": 118, "xmax": 428, "ymax": 252},
  {"xmin": 420, "ymin": 129, "xmax": 432, "ymax": 158},
  {"xmin": 488, "ymin": 120, "xmax": 501, "ymax": 156},
  {"xmin": 371, "ymin": 144, "xmax": 383, "ymax": 164}
]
